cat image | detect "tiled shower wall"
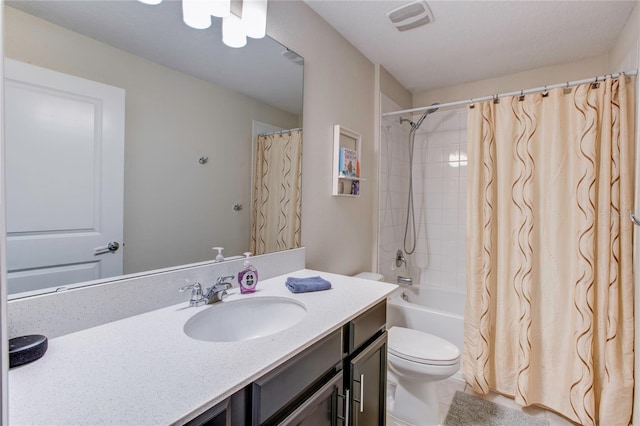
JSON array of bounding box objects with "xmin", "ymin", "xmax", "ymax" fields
[{"xmin": 379, "ymin": 95, "xmax": 467, "ymax": 293}]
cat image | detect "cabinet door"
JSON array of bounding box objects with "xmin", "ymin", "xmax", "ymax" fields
[
  {"xmin": 348, "ymin": 332, "xmax": 387, "ymax": 426},
  {"xmin": 279, "ymin": 371, "xmax": 344, "ymax": 426}
]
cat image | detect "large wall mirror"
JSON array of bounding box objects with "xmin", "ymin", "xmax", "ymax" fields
[{"xmin": 4, "ymin": 0, "xmax": 304, "ymax": 299}]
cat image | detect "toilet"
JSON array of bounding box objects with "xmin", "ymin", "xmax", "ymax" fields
[
  {"xmin": 353, "ymin": 272, "xmax": 461, "ymax": 426},
  {"xmin": 387, "ymin": 326, "xmax": 460, "ymax": 426}
]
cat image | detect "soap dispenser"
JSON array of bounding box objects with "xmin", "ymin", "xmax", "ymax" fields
[
  {"xmin": 213, "ymin": 247, "xmax": 225, "ymax": 262},
  {"xmin": 238, "ymin": 252, "xmax": 258, "ymax": 294}
]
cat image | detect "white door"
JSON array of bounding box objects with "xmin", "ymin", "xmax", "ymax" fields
[{"xmin": 4, "ymin": 59, "xmax": 125, "ymax": 296}]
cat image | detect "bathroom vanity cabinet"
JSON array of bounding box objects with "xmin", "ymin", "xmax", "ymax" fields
[
  {"xmin": 344, "ymin": 301, "xmax": 388, "ymax": 426},
  {"xmin": 186, "ymin": 300, "xmax": 387, "ymax": 426}
]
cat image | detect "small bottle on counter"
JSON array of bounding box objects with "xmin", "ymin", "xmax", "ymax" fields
[{"xmin": 238, "ymin": 252, "xmax": 258, "ymax": 294}]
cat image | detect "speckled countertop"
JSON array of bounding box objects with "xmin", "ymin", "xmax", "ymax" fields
[{"xmin": 8, "ymin": 269, "xmax": 397, "ymax": 425}]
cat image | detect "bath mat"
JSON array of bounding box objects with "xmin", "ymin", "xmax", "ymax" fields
[{"xmin": 444, "ymin": 391, "xmax": 549, "ymax": 426}]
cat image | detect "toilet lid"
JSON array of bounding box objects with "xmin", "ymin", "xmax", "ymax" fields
[{"xmin": 388, "ymin": 326, "xmax": 460, "ymax": 366}]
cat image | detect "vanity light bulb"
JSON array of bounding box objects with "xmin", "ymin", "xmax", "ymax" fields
[
  {"xmin": 182, "ymin": 0, "xmax": 213, "ymax": 29},
  {"xmin": 242, "ymin": 0, "xmax": 267, "ymax": 39},
  {"xmin": 209, "ymin": 0, "xmax": 231, "ymax": 18},
  {"xmin": 138, "ymin": 0, "xmax": 163, "ymax": 4},
  {"xmin": 222, "ymin": 14, "xmax": 247, "ymax": 48}
]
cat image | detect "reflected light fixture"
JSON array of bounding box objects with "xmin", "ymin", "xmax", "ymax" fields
[
  {"xmin": 222, "ymin": 14, "xmax": 247, "ymax": 48},
  {"xmin": 138, "ymin": 0, "xmax": 267, "ymax": 48},
  {"xmin": 242, "ymin": 0, "xmax": 267, "ymax": 39}
]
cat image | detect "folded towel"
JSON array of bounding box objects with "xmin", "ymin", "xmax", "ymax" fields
[{"xmin": 285, "ymin": 276, "xmax": 332, "ymax": 293}]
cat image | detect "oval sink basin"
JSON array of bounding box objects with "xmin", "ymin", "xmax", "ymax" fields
[{"xmin": 184, "ymin": 297, "xmax": 307, "ymax": 342}]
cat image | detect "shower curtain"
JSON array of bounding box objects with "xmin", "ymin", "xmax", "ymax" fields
[
  {"xmin": 464, "ymin": 76, "xmax": 635, "ymax": 425},
  {"xmin": 250, "ymin": 129, "xmax": 302, "ymax": 255}
]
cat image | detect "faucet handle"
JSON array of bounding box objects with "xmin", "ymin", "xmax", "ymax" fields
[
  {"xmin": 179, "ymin": 282, "xmax": 206, "ymax": 307},
  {"xmin": 216, "ymin": 275, "xmax": 235, "ymax": 285}
]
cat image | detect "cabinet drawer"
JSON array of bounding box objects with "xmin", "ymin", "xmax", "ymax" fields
[
  {"xmin": 345, "ymin": 300, "xmax": 386, "ymax": 355},
  {"xmin": 252, "ymin": 329, "xmax": 342, "ymax": 425}
]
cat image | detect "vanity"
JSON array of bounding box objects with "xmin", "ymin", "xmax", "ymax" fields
[{"xmin": 8, "ymin": 266, "xmax": 396, "ymax": 425}]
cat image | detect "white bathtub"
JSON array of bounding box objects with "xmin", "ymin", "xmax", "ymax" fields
[{"xmin": 387, "ymin": 286, "xmax": 465, "ymax": 368}]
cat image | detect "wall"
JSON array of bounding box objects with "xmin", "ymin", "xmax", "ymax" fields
[
  {"xmin": 379, "ymin": 94, "xmax": 466, "ymax": 292},
  {"xmin": 413, "ymin": 55, "xmax": 609, "ymax": 107},
  {"xmin": 267, "ymin": 2, "xmax": 376, "ymax": 275},
  {"xmin": 380, "ymin": 66, "xmax": 412, "ymax": 111},
  {"xmin": 4, "ymin": 6, "xmax": 299, "ymax": 276},
  {"xmin": 0, "ymin": 4, "xmax": 7, "ymax": 423}
]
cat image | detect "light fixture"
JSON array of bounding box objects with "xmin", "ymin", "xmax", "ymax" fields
[
  {"xmin": 222, "ymin": 14, "xmax": 247, "ymax": 48},
  {"xmin": 242, "ymin": 0, "xmax": 267, "ymax": 39},
  {"xmin": 182, "ymin": 0, "xmax": 213, "ymax": 29},
  {"xmin": 138, "ymin": 0, "xmax": 265, "ymax": 48}
]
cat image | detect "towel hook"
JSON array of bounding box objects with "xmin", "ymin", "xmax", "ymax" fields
[{"xmin": 630, "ymin": 213, "xmax": 640, "ymax": 226}]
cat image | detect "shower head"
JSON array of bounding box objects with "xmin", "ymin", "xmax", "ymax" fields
[{"xmin": 412, "ymin": 102, "xmax": 439, "ymax": 131}]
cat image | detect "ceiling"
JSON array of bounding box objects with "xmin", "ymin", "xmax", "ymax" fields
[
  {"xmin": 305, "ymin": 0, "xmax": 637, "ymax": 94},
  {"xmin": 7, "ymin": 0, "xmax": 304, "ymax": 115}
]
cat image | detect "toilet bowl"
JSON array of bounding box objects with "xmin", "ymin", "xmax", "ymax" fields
[{"xmin": 387, "ymin": 326, "xmax": 460, "ymax": 426}]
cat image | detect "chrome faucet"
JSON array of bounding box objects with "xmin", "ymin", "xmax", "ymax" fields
[
  {"xmin": 204, "ymin": 275, "xmax": 234, "ymax": 304},
  {"xmin": 179, "ymin": 275, "xmax": 234, "ymax": 307}
]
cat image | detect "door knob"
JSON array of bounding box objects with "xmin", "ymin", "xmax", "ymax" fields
[{"xmin": 94, "ymin": 241, "xmax": 120, "ymax": 255}]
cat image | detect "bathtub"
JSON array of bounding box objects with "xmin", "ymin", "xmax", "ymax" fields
[{"xmin": 387, "ymin": 286, "xmax": 465, "ymax": 371}]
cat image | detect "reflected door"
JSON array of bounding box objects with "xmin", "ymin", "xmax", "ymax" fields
[{"xmin": 4, "ymin": 59, "xmax": 125, "ymax": 295}]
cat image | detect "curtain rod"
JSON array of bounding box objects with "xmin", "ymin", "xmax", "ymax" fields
[
  {"xmin": 258, "ymin": 127, "xmax": 302, "ymax": 136},
  {"xmin": 382, "ymin": 70, "xmax": 638, "ymax": 117}
]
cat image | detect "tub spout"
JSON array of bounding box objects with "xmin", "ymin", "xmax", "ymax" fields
[{"xmin": 397, "ymin": 276, "xmax": 413, "ymax": 286}]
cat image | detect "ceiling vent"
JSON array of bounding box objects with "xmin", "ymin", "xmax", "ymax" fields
[{"xmin": 386, "ymin": 0, "xmax": 434, "ymax": 32}]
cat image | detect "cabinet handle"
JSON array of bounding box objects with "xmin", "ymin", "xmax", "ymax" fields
[
  {"xmin": 359, "ymin": 374, "xmax": 364, "ymax": 413},
  {"xmin": 352, "ymin": 374, "xmax": 365, "ymax": 414}
]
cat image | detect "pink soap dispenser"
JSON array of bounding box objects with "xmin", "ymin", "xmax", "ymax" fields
[{"xmin": 238, "ymin": 252, "xmax": 258, "ymax": 294}]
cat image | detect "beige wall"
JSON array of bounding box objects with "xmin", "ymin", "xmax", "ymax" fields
[
  {"xmin": 267, "ymin": 1, "xmax": 376, "ymax": 275},
  {"xmin": 4, "ymin": 6, "xmax": 299, "ymax": 275},
  {"xmin": 380, "ymin": 66, "xmax": 412, "ymax": 110},
  {"xmin": 412, "ymin": 55, "xmax": 610, "ymax": 108}
]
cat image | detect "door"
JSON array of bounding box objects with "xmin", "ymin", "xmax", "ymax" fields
[
  {"xmin": 348, "ymin": 332, "xmax": 387, "ymax": 426},
  {"xmin": 4, "ymin": 59, "xmax": 125, "ymax": 295}
]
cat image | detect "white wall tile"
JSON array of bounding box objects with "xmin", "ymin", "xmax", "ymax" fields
[{"xmin": 379, "ymin": 107, "xmax": 468, "ymax": 293}]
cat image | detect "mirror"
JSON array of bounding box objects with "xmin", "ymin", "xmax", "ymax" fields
[{"xmin": 3, "ymin": 0, "xmax": 304, "ymax": 298}]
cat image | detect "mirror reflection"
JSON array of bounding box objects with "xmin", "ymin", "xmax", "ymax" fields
[{"xmin": 4, "ymin": 0, "xmax": 304, "ymax": 298}]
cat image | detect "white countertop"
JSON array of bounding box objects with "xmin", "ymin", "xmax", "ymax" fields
[{"xmin": 8, "ymin": 269, "xmax": 397, "ymax": 425}]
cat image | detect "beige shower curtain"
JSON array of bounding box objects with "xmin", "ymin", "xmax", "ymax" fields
[
  {"xmin": 464, "ymin": 76, "xmax": 635, "ymax": 425},
  {"xmin": 250, "ymin": 129, "xmax": 302, "ymax": 255}
]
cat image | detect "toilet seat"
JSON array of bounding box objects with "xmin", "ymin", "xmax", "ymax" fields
[{"xmin": 388, "ymin": 326, "xmax": 460, "ymax": 366}]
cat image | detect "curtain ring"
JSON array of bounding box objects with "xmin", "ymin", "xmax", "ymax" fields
[
  {"xmin": 469, "ymin": 98, "xmax": 475, "ymax": 109},
  {"xmin": 518, "ymin": 90, "xmax": 525, "ymax": 102},
  {"xmin": 542, "ymin": 85, "xmax": 549, "ymax": 97},
  {"xmin": 493, "ymin": 93, "xmax": 500, "ymax": 104},
  {"xmin": 563, "ymin": 81, "xmax": 572, "ymax": 94}
]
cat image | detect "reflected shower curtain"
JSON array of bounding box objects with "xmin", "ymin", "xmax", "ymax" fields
[
  {"xmin": 250, "ymin": 129, "xmax": 302, "ymax": 255},
  {"xmin": 464, "ymin": 76, "xmax": 635, "ymax": 425}
]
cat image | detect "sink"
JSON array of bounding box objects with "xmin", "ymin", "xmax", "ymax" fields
[{"xmin": 184, "ymin": 297, "xmax": 307, "ymax": 342}]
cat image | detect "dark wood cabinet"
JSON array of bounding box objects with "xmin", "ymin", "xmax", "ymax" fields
[{"xmin": 346, "ymin": 333, "xmax": 387, "ymax": 426}]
